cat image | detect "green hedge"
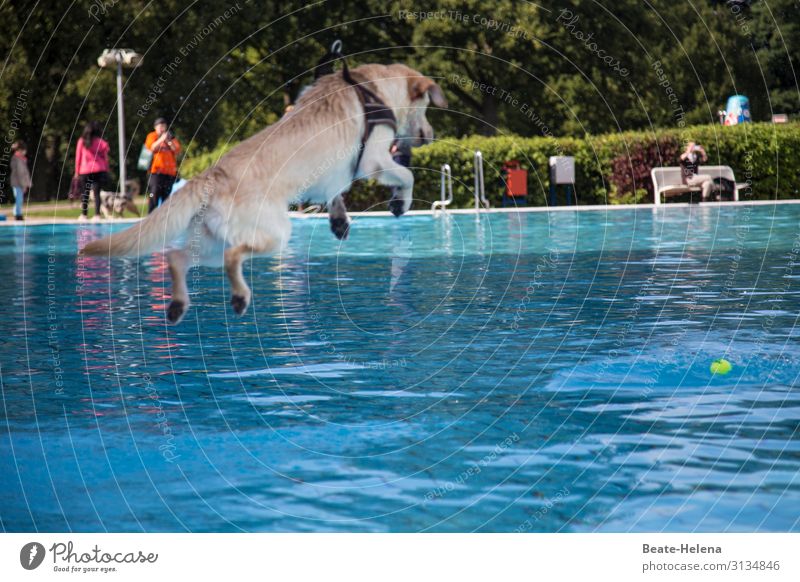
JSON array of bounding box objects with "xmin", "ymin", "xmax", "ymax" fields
[
  {"xmin": 180, "ymin": 122, "xmax": 800, "ymax": 210},
  {"xmin": 181, "ymin": 142, "xmax": 236, "ymax": 180},
  {"xmin": 412, "ymin": 122, "xmax": 800, "ymax": 207}
]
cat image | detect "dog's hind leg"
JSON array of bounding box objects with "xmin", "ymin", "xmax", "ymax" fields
[
  {"xmin": 224, "ymin": 239, "xmax": 276, "ymax": 316},
  {"xmin": 225, "ymin": 246, "xmax": 250, "ymax": 315},
  {"xmin": 328, "ymin": 195, "xmax": 350, "ymax": 240},
  {"xmin": 166, "ymin": 248, "xmax": 191, "ymax": 324}
]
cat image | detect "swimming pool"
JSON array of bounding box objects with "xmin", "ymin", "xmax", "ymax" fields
[{"xmin": 1, "ymin": 203, "xmax": 799, "ymax": 532}]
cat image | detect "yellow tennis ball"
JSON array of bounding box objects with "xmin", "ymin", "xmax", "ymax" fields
[{"xmin": 710, "ymin": 358, "xmax": 732, "ymax": 375}]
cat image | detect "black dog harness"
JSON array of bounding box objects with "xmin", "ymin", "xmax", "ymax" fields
[
  {"xmin": 341, "ymin": 61, "xmax": 397, "ymax": 175},
  {"xmin": 315, "ymin": 41, "xmax": 397, "ymax": 177}
]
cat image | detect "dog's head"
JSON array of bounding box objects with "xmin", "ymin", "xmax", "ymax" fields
[
  {"xmin": 357, "ymin": 64, "xmax": 447, "ymax": 148},
  {"xmin": 394, "ymin": 64, "xmax": 447, "ymax": 147}
]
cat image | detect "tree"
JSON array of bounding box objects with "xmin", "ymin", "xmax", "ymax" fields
[
  {"xmin": 405, "ymin": 0, "xmax": 546, "ymax": 136},
  {"xmin": 750, "ymin": 0, "xmax": 800, "ymax": 117},
  {"xmin": 0, "ymin": 0, "xmax": 796, "ymax": 201}
]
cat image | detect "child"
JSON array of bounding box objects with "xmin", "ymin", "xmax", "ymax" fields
[{"xmin": 10, "ymin": 140, "xmax": 32, "ymax": 221}]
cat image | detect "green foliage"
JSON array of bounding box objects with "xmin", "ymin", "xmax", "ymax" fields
[
  {"xmin": 181, "ymin": 121, "xmax": 800, "ymax": 208},
  {"xmin": 750, "ymin": 0, "xmax": 800, "ymax": 117},
  {"xmin": 2, "ymin": 0, "xmax": 799, "ymax": 202},
  {"xmin": 677, "ymin": 121, "xmax": 800, "ymax": 200},
  {"xmin": 180, "ymin": 142, "xmax": 236, "ymax": 179}
]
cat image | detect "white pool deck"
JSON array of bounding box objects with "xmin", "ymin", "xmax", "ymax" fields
[{"xmin": 2, "ymin": 198, "xmax": 799, "ymax": 227}]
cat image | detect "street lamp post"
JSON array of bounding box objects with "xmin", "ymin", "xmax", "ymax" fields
[{"xmin": 98, "ymin": 49, "xmax": 142, "ymax": 196}]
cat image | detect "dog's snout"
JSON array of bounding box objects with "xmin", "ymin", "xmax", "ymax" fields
[{"xmin": 419, "ymin": 124, "xmax": 434, "ymax": 145}]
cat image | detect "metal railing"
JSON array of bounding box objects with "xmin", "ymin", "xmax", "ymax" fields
[
  {"xmin": 474, "ymin": 150, "xmax": 489, "ymax": 210},
  {"xmin": 432, "ymin": 163, "xmax": 453, "ymax": 214}
]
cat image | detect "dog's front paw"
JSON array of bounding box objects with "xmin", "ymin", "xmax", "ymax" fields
[
  {"xmin": 231, "ymin": 294, "xmax": 250, "ymax": 315},
  {"xmin": 166, "ymin": 300, "xmax": 186, "ymax": 324},
  {"xmin": 330, "ymin": 216, "xmax": 350, "ymax": 240},
  {"xmin": 388, "ymin": 198, "xmax": 406, "ymax": 217}
]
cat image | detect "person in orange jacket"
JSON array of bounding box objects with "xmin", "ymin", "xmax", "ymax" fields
[{"xmin": 144, "ymin": 117, "xmax": 181, "ymax": 213}]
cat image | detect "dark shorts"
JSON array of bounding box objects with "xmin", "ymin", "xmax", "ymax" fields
[
  {"xmin": 148, "ymin": 173, "xmax": 176, "ymax": 197},
  {"xmin": 80, "ymin": 172, "xmax": 109, "ymax": 192},
  {"xmin": 147, "ymin": 173, "xmax": 176, "ymax": 213}
]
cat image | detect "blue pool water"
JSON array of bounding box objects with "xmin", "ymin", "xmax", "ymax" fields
[{"xmin": 1, "ymin": 204, "xmax": 799, "ymax": 532}]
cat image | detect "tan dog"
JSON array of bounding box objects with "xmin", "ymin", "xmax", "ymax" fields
[{"xmin": 82, "ymin": 63, "xmax": 446, "ymax": 324}]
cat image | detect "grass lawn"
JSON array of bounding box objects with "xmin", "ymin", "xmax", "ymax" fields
[{"xmin": 2, "ymin": 198, "xmax": 150, "ymax": 220}]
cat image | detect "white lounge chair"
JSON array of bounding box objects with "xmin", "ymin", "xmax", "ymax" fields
[{"xmin": 650, "ymin": 166, "xmax": 747, "ymax": 205}]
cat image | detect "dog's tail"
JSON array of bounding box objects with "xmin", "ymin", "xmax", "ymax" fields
[{"xmin": 82, "ymin": 178, "xmax": 207, "ymax": 257}]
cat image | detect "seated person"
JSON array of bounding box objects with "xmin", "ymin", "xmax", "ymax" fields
[{"xmin": 679, "ymin": 141, "xmax": 713, "ymax": 200}]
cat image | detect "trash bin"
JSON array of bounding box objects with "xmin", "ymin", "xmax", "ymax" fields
[
  {"xmin": 502, "ymin": 161, "xmax": 528, "ymax": 207},
  {"xmin": 549, "ymin": 156, "xmax": 576, "ymax": 205}
]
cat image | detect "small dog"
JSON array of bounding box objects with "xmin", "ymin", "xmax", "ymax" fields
[
  {"xmin": 95, "ymin": 179, "xmax": 141, "ymax": 219},
  {"xmin": 82, "ymin": 63, "xmax": 446, "ymax": 324}
]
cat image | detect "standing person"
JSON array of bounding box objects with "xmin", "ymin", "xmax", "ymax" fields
[
  {"xmin": 9, "ymin": 141, "xmax": 32, "ymax": 221},
  {"xmin": 145, "ymin": 118, "xmax": 181, "ymax": 213},
  {"xmin": 679, "ymin": 141, "xmax": 713, "ymax": 201},
  {"xmin": 74, "ymin": 121, "xmax": 110, "ymax": 222}
]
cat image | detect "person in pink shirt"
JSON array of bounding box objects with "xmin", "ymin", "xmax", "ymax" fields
[{"xmin": 74, "ymin": 121, "xmax": 110, "ymax": 221}]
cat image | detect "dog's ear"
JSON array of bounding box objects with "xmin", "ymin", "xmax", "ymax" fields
[
  {"xmin": 427, "ymin": 82, "xmax": 448, "ymax": 108},
  {"xmin": 408, "ymin": 77, "xmax": 448, "ymax": 108}
]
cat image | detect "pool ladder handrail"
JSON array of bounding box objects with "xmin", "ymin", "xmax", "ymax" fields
[
  {"xmin": 431, "ymin": 163, "xmax": 453, "ymax": 214},
  {"xmin": 474, "ymin": 150, "xmax": 490, "ymax": 210}
]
